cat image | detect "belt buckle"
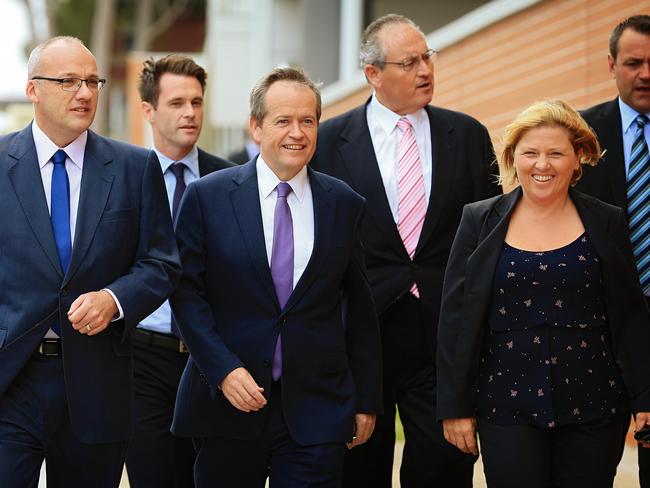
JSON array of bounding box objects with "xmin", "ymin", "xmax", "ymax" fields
[
  {"xmin": 39, "ymin": 339, "xmax": 60, "ymax": 357},
  {"xmin": 179, "ymin": 341, "xmax": 188, "ymax": 353}
]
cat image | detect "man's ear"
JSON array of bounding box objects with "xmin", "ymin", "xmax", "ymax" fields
[
  {"xmin": 249, "ymin": 115, "xmax": 262, "ymax": 145},
  {"xmin": 607, "ymin": 53, "xmax": 616, "ymax": 79},
  {"xmin": 364, "ymin": 63, "xmax": 381, "ymax": 89},
  {"xmin": 141, "ymin": 101, "xmax": 155, "ymax": 122},
  {"xmin": 26, "ymin": 80, "xmax": 39, "ymax": 103}
]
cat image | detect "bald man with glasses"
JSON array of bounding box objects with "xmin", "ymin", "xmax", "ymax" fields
[{"xmin": 0, "ymin": 36, "xmax": 180, "ymax": 488}]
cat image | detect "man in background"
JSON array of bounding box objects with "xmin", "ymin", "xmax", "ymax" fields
[
  {"xmin": 311, "ymin": 13, "xmax": 500, "ymax": 487},
  {"xmin": 575, "ymin": 14, "xmax": 650, "ymax": 488},
  {"xmin": 125, "ymin": 54, "xmax": 232, "ymax": 488},
  {"xmin": 0, "ymin": 36, "xmax": 179, "ymax": 487}
]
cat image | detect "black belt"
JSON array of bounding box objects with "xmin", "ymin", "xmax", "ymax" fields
[
  {"xmin": 132, "ymin": 328, "xmax": 188, "ymax": 353},
  {"xmin": 38, "ymin": 338, "xmax": 62, "ymax": 358}
]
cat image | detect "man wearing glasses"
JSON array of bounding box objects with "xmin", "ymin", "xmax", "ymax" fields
[
  {"xmin": 0, "ymin": 36, "xmax": 180, "ymax": 487},
  {"xmin": 311, "ymin": 14, "xmax": 500, "ymax": 487}
]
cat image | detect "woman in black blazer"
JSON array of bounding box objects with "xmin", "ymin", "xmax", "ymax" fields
[{"xmin": 437, "ymin": 100, "xmax": 650, "ymax": 487}]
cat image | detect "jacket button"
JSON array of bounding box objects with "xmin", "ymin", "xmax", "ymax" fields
[
  {"xmin": 61, "ymin": 288, "xmax": 68, "ymax": 296},
  {"xmin": 263, "ymin": 359, "xmax": 271, "ymax": 367}
]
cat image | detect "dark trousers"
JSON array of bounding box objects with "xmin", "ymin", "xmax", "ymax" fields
[
  {"xmin": 0, "ymin": 352, "xmax": 126, "ymax": 488},
  {"xmin": 342, "ymin": 294, "xmax": 476, "ymax": 488},
  {"xmin": 125, "ymin": 338, "xmax": 194, "ymax": 488},
  {"xmin": 641, "ymin": 444, "xmax": 650, "ymax": 488},
  {"xmin": 477, "ymin": 413, "xmax": 630, "ymax": 488},
  {"xmin": 193, "ymin": 381, "xmax": 346, "ymax": 488}
]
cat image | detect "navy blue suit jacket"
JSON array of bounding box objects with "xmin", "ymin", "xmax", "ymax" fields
[
  {"xmin": 171, "ymin": 160, "xmax": 382, "ymax": 445},
  {"xmin": 0, "ymin": 125, "xmax": 181, "ymax": 443}
]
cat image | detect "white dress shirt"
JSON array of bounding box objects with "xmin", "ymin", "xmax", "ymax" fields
[
  {"xmin": 32, "ymin": 121, "xmax": 124, "ymax": 336},
  {"xmin": 139, "ymin": 146, "xmax": 201, "ymax": 334},
  {"xmin": 618, "ymin": 97, "xmax": 650, "ymax": 176},
  {"xmin": 366, "ymin": 94, "xmax": 432, "ymax": 223},
  {"xmin": 257, "ymin": 156, "xmax": 314, "ymax": 289}
]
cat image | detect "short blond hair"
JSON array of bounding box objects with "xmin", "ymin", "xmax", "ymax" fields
[{"xmin": 499, "ymin": 99, "xmax": 601, "ymax": 187}]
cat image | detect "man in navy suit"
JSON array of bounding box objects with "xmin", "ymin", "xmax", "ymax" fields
[
  {"xmin": 0, "ymin": 37, "xmax": 180, "ymax": 487},
  {"xmin": 311, "ymin": 13, "xmax": 500, "ymax": 487},
  {"xmin": 126, "ymin": 54, "xmax": 233, "ymax": 488},
  {"xmin": 575, "ymin": 14, "xmax": 650, "ymax": 488},
  {"xmin": 170, "ymin": 67, "xmax": 382, "ymax": 487}
]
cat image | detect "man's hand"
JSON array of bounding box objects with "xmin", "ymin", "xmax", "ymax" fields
[
  {"xmin": 67, "ymin": 290, "xmax": 118, "ymax": 336},
  {"xmin": 220, "ymin": 367, "xmax": 267, "ymax": 413},
  {"xmin": 635, "ymin": 412, "xmax": 650, "ymax": 449},
  {"xmin": 346, "ymin": 413, "xmax": 376, "ymax": 449},
  {"xmin": 442, "ymin": 417, "xmax": 478, "ymax": 455}
]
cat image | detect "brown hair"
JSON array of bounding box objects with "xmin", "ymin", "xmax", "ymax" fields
[{"xmin": 138, "ymin": 54, "xmax": 207, "ymax": 108}]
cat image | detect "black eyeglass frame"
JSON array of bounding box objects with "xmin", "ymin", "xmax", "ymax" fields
[
  {"xmin": 376, "ymin": 49, "xmax": 438, "ymax": 71},
  {"xmin": 31, "ymin": 76, "xmax": 107, "ymax": 92}
]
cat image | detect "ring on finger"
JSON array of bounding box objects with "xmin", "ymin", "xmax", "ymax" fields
[{"xmin": 86, "ymin": 324, "xmax": 92, "ymax": 332}]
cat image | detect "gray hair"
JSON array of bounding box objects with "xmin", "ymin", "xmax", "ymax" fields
[
  {"xmin": 360, "ymin": 14, "xmax": 422, "ymax": 67},
  {"xmin": 27, "ymin": 36, "xmax": 87, "ymax": 78},
  {"xmin": 249, "ymin": 67, "xmax": 321, "ymax": 123}
]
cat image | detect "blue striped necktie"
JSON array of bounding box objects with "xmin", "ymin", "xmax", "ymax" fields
[
  {"xmin": 51, "ymin": 149, "xmax": 71, "ymax": 335},
  {"xmin": 626, "ymin": 114, "xmax": 650, "ymax": 294}
]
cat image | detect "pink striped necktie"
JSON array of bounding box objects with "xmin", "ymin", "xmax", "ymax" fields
[{"xmin": 396, "ymin": 117, "xmax": 426, "ymax": 298}]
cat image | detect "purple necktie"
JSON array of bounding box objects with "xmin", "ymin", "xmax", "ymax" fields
[
  {"xmin": 170, "ymin": 162, "xmax": 186, "ymax": 337},
  {"xmin": 271, "ymin": 182, "xmax": 294, "ymax": 380}
]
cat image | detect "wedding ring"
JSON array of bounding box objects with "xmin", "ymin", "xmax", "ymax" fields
[{"xmin": 86, "ymin": 324, "xmax": 92, "ymax": 332}]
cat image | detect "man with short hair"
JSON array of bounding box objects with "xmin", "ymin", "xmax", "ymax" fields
[
  {"xmin": 311, "ymin": 13, "xmax": 500, "ymax": 487},
  {"xmin": 575, "ymin": 14, "xmax": 650, "ymax": 488},
  {"xmin": 125, "ymin": 54, "xmax": 233, "ymax": 488},
  {"xmin": 170, "ymin": 67, "xmax": 382, "ymax": 487},
  {"xmin": 0, "ymin": 36, "xmax": 180, "ymax": 487}
]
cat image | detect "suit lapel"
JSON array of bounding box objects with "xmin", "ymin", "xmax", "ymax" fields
[
  {"xmin": 416, "ymin": 106, "xmax": 456, "ymax": 256},
  {"xmin": 229, "ymin": 161, "xmax": 279, "ymax": 307},
  {"xmin": 571, "ymin": 189, "xmax": 617, "ymax": 262},
  {"xmin": 64, "ymin": 131, "xmax": 114, "ymax": 286},
  {"xmin": 7, "ymin": 126, "xmax": 63, "ymax": 276},
  {"xmin": 283, "ymin": 168, "xmax": 334, "ymax": 313},
  {"xmin": 338, "ymin": 105, "xmax": 408, "ymax": 259},
  {"xmin": 595, "ymin": 100, "xmax": 627, "ymax": 209}
]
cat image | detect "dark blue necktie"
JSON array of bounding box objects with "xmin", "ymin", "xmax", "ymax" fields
[
  {"xmin": 627, "ymin": 114, "xmax": 650, "ymax": 294},
  {"xmin": 50, "ymin": 149, "xmax": 71, "ymax": 335},
  {"xmin": 271, "ymin": 182, "xmax": 294, "ymax": 380},
  {"xmin": 169, "ymin": 162, "xmax": 186, "ymax": 337}
]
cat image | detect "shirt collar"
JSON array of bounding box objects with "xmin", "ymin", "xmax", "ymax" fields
[
  {"xmin": 618, "ymin": 97, "xmax": 650, "ymax": 134},
  {"xmin": 154, "ymin": 146, "xmax": 200, "ymax": 178},
  {"xmin": 32, "ymin": 121, "xmax": 87, "ymax": 170},
  {"xmin": 368, "ymin": 93, "xmax": 428, "ymax": 137},
  {"xmin": 256, "ymin": 155, "xmax": 308, "ymax": 202}
]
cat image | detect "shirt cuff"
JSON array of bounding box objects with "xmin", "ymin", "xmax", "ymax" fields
[{"xmin": 102, "ymin": 288, "xmax": 124, "ymax": 321}]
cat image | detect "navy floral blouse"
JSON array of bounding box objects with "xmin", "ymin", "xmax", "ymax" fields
[{"xmin": 477, "ymin": 234, "xmax": 627, "ymax": 428}]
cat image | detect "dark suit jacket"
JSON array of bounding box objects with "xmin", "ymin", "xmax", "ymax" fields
[
  {"xmin": 436, "ymin": 187, "xmax": 650, "ymax": 420},
  {"xmin": 576, "ymin": 98, "xmax": 628, "ymax": 210},
  {"xmin": 170, "ymin": 160, "xmax": 382, "ymax": 446},
  {"xmin": 227, "ymin": 147, "xmax": 251, "ymax": 165},
  {"xmin": 0, "ymin": 124, "xmax": 181, "ymax": 443},
  {"xmin": 311, "ymin": 102, "xmax": 501, "ymax": 357},
  {"xmin": 198, "ymin": 147, "xmax": 234, "ymax": 175}
]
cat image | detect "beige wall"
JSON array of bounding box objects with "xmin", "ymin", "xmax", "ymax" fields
[{"xmin": 322, "ymin": 0, "xmax": 650, "ymax": 157}]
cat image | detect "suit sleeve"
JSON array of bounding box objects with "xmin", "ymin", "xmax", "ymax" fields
[
  {"xmin": 103, "ymin": 150, "xmax": 181, "ymax": 332},
  {"xmin": 476, "ymin": 123, "xmax": 502, "ymax": 199},
  {"xmin": 170, "ymin": 183, "xmax": 245, "ymax": 397},
  {"xmin": 436, "ymin": 204, "xmax": 481, "ymax": 419},
  {"xmin": 607, "ymin": 207, "xmax": 650, "ymax": 411},
  {"xmin": 343, "ymin": 200, "xmax": 383, "ymax": 413}
]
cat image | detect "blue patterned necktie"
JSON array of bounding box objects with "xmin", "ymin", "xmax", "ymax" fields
[
  {"xmin": 271, "ymin": 182, "xmax": 294, "ymax": 380},
  {"xmin": 51, "ymin": 149, "xmax": 71, "ymax": 335},
  {"xmin": 627, "ymin": 114, "xmax": 650, "ymax": 294}
]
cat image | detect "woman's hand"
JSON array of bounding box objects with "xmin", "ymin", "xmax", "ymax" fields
[
  {"xmin": 635, "ymin": 412, "xmax": 650, "ymax": 448},
  {"xmin": 442, "ymin": 417, "xmax": 478, "ymax": 455}
]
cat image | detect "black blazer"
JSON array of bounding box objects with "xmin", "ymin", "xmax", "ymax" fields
[
  {"xmin": 436, "ymin": 187, "xmax": 650, "ymax": 420},
  {"xmin": 576, "ymin": 98, "xmax": 628, "ymax": 210},
  {"xmin": 311, "ymin": 101, "xmax": 500, "ymax": 357},
  {"xmin": 198, "ymin": 147, "xmax": 235, "ymax": 175}
]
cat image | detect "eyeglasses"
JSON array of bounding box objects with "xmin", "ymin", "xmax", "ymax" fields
[
  {"xmin": 379, "ymin": 49, "xmax": 437, "ymax": 71},
  {"xmin": 31, "ymin": 77, "xmax": 106, "ymax": 92}
]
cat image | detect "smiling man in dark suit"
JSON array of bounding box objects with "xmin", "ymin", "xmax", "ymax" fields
[
  {"xmin": 310, "ymin": 13, "xmax": 500, "ymax": 488},
  {"xmin": 0, "ymin": 36, "xmax": 180, "ymax": 487},
  {"xmin": 125, "ymin": 54, "xmax": 233, "ymax": 488},
  {"xmin": 575, "ymin": 14, "xmax": 650, "ymax": 488},
  {"xmin": 170, "ymin": 67, "xmax": 382, "ymax": 487}
]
